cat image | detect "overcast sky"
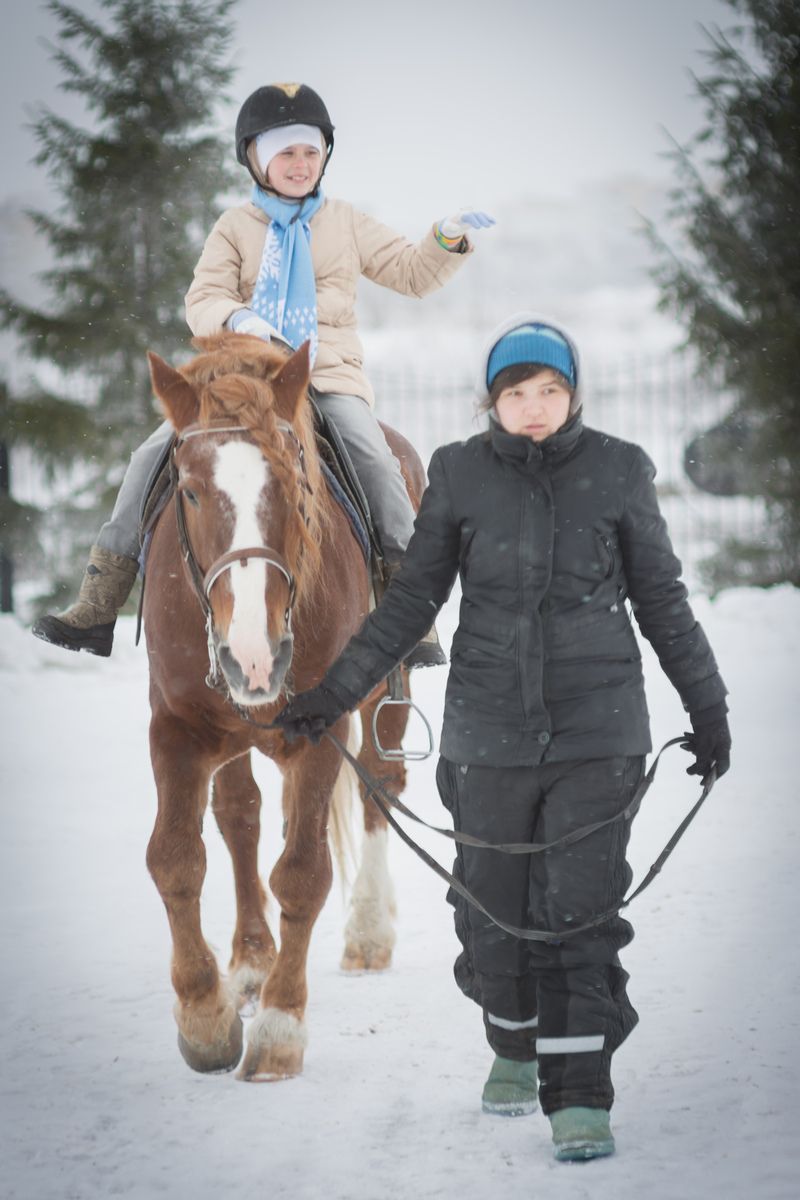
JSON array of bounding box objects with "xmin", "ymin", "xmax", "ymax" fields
[{"xmin": 1, "ymin": 0, "xmax": 735, "ymax": 230}]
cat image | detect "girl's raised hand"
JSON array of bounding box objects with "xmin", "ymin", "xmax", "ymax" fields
[{"xmin": 438, "ymin": 210, "xmax": 496, "ymax": 237}]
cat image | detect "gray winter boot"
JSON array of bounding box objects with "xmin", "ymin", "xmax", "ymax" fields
[
  {"xmin": 481, "ymin": 1055, "xmax": 538, "ymax": 1116},
  {"xmin": 31, "ymin": 545, "xmax": 139, "ymax": 657},
  {"xmin": 549, "ymin": 1106, "xmax": 615, "ymax": 1162}
]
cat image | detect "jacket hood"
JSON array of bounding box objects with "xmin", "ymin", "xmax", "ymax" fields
[{"xmin": 475, "ymin": 312, "xmax": 583, "ymax": 416}]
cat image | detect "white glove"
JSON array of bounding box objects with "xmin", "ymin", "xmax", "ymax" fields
[
  {"xmin": 226, "ymin": 309, "xmax": 278, "ymax": 341},
  {"xmin": 438, "ymin": 210, "xmax": 496, "ymax": 239}
]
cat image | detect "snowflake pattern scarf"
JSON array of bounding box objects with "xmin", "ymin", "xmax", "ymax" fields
[{"xmin": 249, "ymin": 185, "xmax": 325, "ymax": 361}]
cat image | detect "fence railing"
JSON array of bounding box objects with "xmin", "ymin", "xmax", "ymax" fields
[
  {"xmin": 6, "ymin": 349, "xmax": 766, "ymax": 598},
  {"xmin": 369, "ymin": 351, "xmax": 766, "ymax": 586}
]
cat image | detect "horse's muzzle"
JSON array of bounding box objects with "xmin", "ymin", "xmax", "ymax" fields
[{"xmin": 216, "ymin": 632, "xmax": 294, "ymax": 706}]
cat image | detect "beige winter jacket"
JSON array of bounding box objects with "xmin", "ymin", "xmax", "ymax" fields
[{"xmin": 185, "ymin": 198, "xmax": 472, "ymax": 406}]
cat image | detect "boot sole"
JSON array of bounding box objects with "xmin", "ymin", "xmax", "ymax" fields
[
  {"xmin": 482, "ymin": 1097, "xmax": 538, "ymax": 1117},
  {"xmin": 553, "ymin": 1138, "xmax": 615, "ymax": 1162},
  {"xmin": 31, "ymin": 615, "xmax": 115, "ymax": 657},
  {"xmin": 404, "ymin": 645, "xmax": 448, "ymax": 670}
]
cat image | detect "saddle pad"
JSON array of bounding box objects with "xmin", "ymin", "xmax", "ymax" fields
[{"xmin": 320, "ymin": 461, "xmax": 369, "ymax": 562}]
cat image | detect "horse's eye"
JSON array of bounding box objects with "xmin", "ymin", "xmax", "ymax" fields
[{"xmin": 183, "ymin": 488, "xmax": 200, "ymax": 507}]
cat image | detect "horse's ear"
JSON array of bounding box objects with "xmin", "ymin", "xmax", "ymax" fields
[
  {"xmin": 271, "ymin": 341, "xmax": 311, "ymax": 418},
  {"xmin": 147, "ymin": 352, "xmax": 199, "ymax": 430}
]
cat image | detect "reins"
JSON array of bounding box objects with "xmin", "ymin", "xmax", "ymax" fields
[
  {"xmin": 323, "ymin": 730, "xmax": 715, "ymax": 942},
  {"xmin": 168, "ymin": 414, "xmax": 717, "ymax": 945},
  {"xmin": 235, "ymin": 697, "xmax": 716, "ymax": 943}
]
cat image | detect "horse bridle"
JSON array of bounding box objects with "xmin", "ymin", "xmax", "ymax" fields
[{"xmin": 169, "ymin": 418, "xmax": 305, "ymax": 685}]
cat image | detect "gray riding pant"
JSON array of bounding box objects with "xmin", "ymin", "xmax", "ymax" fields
[
  {"xmin": 97, "ymin": 419, "xmax": 174, "ymax": 558},
  {"xmin": 316, "ymin": 392, "xmax": 415, "ymax": 561},
  {"xmin": 96, "ymin": 393, "xmax": 416, "ymax": 563}
]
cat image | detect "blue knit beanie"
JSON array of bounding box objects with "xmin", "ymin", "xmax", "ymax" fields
[{"xmin": 486, "ymin": 324, "xmax": 576, "ymax": 390}]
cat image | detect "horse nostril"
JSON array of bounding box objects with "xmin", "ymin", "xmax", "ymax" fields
[
  {"xmin": 217, "ymin": 642, "xmax": 245, "ymax": 689},
  {"xmin": 272, "ymin": 633, "xmax": 294, "ymax": 678}
]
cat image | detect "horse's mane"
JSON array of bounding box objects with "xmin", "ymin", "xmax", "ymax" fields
[{"xmin": 180, "ymin": 335, "xmax": 328, "ymax": 603}]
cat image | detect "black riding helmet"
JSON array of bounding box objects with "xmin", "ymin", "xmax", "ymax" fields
[{"xmin": 235, "ymin": 83, "xmax": 335, "ymax": 190}]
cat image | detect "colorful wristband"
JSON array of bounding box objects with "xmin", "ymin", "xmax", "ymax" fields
[{"xmin": 434, "ymin": 224, "xmax": 466, "ymax": 252}]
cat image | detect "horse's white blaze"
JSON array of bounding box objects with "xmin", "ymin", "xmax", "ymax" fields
[{"xmin": 213, "ymin": 441, "xmax": 273, "ymax": 691}]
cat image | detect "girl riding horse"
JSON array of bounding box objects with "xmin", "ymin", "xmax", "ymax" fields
[{"xmin": 33, "ymin": 82, "xmax": 494, "ymax": 664}]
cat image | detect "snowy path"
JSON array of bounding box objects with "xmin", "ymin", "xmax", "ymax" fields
[{"xmin": 1, "ymin": 587, "xmax": 798, "ymax": 1200}]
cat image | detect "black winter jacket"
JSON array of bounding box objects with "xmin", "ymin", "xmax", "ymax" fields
[{"xmin": 326, "ymin": 414, "xmax": 728, "ymax": 766}]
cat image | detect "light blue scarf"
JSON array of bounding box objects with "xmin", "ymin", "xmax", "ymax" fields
[{"xmin": 250, "ymin": 186, "xmax": 324, "ymax": 362}]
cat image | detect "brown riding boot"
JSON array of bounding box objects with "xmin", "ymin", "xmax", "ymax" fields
[
  {"xmin": 31, "ymin": 545, "xmax": 139, "ymax": 657},
  {"xmin": 382, "ymin": 561, "xmax": 447, "ymax": 670}
]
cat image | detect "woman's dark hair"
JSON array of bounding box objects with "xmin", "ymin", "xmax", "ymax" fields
[{"xmin": 480, "ymin": 363, "xmax": 575, "ymax": 414}]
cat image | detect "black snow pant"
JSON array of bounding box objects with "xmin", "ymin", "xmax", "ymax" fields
[{"xmin": 436, "ymin": 754, "xmax": 644, "ymax": 1116}]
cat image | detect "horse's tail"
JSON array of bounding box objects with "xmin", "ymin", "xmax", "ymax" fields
[{"xmin": 328, "ymin": 716, "xmax": 360, "ymax": 892}]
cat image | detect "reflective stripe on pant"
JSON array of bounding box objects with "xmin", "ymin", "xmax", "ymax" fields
[
  {"xmin": 313, "ymin": 392, "xmax": 415, "ymax": 562},
  {"xmin": 436, "ymin": 754, "xmax": 644, "ymax": 1114}
]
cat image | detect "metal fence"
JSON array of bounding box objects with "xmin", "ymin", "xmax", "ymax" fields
[
  {"xmin": 5, "ymin": 348, "xmax": 767, "ymax": 599},
  {"xmin": 369, "ymin": 351, "xmax": 766, "ymax": 587}
]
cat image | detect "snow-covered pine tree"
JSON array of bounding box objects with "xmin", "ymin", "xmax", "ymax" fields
[
  {"xmin": 0, "ymin": 0, "xmax": 237, "ymax": 611},
  {"xmin": 647, "ymin": 0, "xmax": 800, "ymax": 589}
]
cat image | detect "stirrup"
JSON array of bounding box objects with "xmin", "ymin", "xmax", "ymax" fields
[{"xmin": 371, "ymin": 667, "xmax": 434, "ymax": 761}]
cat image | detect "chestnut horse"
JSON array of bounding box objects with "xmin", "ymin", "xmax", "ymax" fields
[{"xmin": 144, "ymin": 334, "xmax": 421, "ymax": 1081}]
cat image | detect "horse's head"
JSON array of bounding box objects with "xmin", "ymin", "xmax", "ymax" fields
[{"xmin": 147, "ymin": 335, "xmax": 323, "ymax": 707}]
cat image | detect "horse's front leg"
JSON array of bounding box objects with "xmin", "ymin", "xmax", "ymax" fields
[
  {"xmin": 147, "ymin": 713, "xmax": 242, "ymax": 1074},
  {"xmin": 238, "ymin": 730, "xmax": 343, "ymax": 1081},
  {"xmin": 212, "ymin": 752, "xmax": 277, "ymax": 1007},
  {"xmin": 340, "ymin": 691, "xmax": 409, "ymax": 972}
]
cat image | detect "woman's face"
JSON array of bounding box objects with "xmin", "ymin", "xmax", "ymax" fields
[
  {"xmin": 494, "ymin": 370, "xmax": 572, "ymax": 442},
  {"xmin": 266, "ymin": 144, "xmax": 323, "ymax": 198}
]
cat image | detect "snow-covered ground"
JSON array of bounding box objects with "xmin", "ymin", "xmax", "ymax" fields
[{"xmin": 1, "ymin": 584, "xmax": 798, "ymax": 1200}]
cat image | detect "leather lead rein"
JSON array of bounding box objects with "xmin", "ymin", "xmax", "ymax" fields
[{"xmin": 323, "ymin": 730, "xmax": 716, "ymax": 943}]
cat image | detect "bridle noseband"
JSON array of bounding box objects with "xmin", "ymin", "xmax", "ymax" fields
[{"xmin": 169, "ymin": 418, "xmax": 306, "ymax": 686}]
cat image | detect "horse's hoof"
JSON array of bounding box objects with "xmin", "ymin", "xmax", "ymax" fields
[
  {"xmin": 237, "ymin": 1041, "xmax": 305, "ymax": 1082},
  {"xmin": 341, "ymin": 945, "xmax": 393, "ymax": 972},
  {"xmin": 236, "ymin": 1006, "xmax": 307, "ymax": 1081},
  {"xmin": 177, "ymin": 1012, "xmax": 243, "ymax": 1074}
]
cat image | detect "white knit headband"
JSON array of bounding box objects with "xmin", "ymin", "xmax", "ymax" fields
[{"xmin": 254, "ymin": 124, "xmax": 325, "ymax": 173}]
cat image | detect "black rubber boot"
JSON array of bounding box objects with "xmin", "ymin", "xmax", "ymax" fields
[
  {"xmin": 380, "ymin": 561, "xmax": 447, "ymax": 670},
  {"xmin": 404, "ymin": 624, "xmax": 447, "ymax": 670}
]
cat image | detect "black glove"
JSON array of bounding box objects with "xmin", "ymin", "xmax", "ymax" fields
[
  {"xmin": 681, "ymin": 704, "xmax": 731, "ymax": 785},
  {"xmin": 273, "ymin": 682, "xmax": 350, "ymax": 745}
]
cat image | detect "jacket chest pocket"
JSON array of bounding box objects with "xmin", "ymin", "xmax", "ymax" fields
[
  {"xmin": 595, "ymin": 532, "xmax": 617, "ymax": 579},
  {"xmin": 557, "ymin": 527, "xmax": 620, "ymax": 578}
]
